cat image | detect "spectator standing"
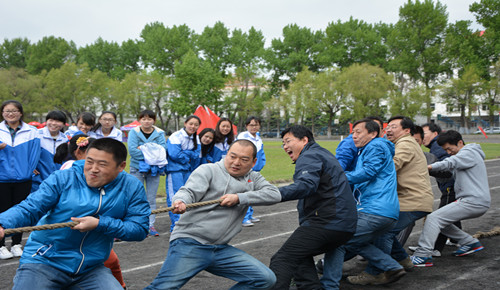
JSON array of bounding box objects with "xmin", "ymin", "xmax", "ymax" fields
[
  {"xmin": 166, "ymin": 115, "xmax": 201, "ymax": 231},
  {"xmin": 128, "ymin": 110, "xmax": 167, "ymax": 236},
  {"xmin": 89, "ymin": 111, "xmax": 123, "ymax": 142},
  {"xmin": 199, "ymin": 128, "xmax": 216, "ymax": 165},
  {"xmin": 237, "ymin": 116, "xmax": 266, "ymax": 227},
  {"xmin": 0, "ymin": 100, "xmax": 41, "ymax": 260},
  {"xmin": 213, "ymin": 117, "xmax": 235, "ymax": 162},
  {"xmin": 65, "ymin": 112, "xmax": 96, "ymax": 138}
]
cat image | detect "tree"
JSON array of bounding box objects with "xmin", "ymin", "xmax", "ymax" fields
[
  {"xmin": 197, "ymin": 21, "xmax": 231, "ymax": 76},
  {"xmin": 77, "ymin": 37, "xmax": 123, "ymax": 79},
  {"xmin": 470, "ymin": 0, "xmax": 500, "ymax": 57},
  {"xmin": 140, "ymin": 71, "xmax": 172, "ymax": 129},
  {"xmin": 0, "ymin": 67, "xmax": 44, "ymax": 120},
  {"xmin": 170, "ymin": 50, "xmax": 225, "ymax": 121},
  {"xmin": 441, "ymin": 65, "xmax": 484, "ymax": 129},
  {"xmin": 337, "ymin": 63, "xmax": 393, "ymax": 121},
  {"xmin": 26, "ymin": 36, "xmax": 76, "ymax": 74},
  {"xmin": 140, "ymin": 22, "xmax": 196, "ymax": 75},
  {"xmin": 388, "ymin": 86, "xmax": 430, "ymax": 119},
  {"xmin": 0, "ymin": 38, "xmax": 30, "ymax": 69},
  {"xmin": 386, "ymin": 0, "xmax": 449, "ymax": 121},
  {"xmin": 482, "ymin": 60, "xmax": 500, "ymax": 126},
  {"xmin": 316, "ymin": 18, "xmax": 389, "ymax": 69}
]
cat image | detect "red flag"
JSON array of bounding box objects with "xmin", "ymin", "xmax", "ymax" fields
[{"xmin": 478, "ymin": 126, "xmax": 488, "ymax": 139}]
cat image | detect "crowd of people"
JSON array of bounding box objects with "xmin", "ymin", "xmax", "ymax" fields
[{"xmin": 0, "ymin": 99, "xmax": 492, "ymax": 289}]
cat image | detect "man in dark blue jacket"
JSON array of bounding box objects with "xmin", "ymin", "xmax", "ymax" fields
[{"xmin": 269, "ymin": 125, "xmax": 357, "ymax": 289}]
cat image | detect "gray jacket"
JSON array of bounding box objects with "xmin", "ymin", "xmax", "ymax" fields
[
  {"xmin": 430, "ymin": 143, "xmax": 490, "ymax": 208},
  {"xmin": 170, "ymin": 160, "xmax": 281, "ymax": 244}
]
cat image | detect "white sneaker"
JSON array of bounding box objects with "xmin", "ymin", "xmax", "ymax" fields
[
  {"xmin": 10, "ymin": 244, "xmax": 23, "ymax": 257},
  {"xmin": 242, "ymin": 220, "xmax": 254, "ymax": 227},
  {"xmin": 0, "ymin": 246, "xmax": 13, "ymax": 260}
]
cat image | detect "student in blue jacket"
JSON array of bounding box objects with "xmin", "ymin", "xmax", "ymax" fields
[
  {"xmin": 237, "ymin": 116, "xmax": 266, "ymax": 227},
  {"xmin": 128, "ymin": 110, "xmax": 167, "ymax": 237},
  {"xmin": 89, "ymin": 111, "xmax": 123, "ymax": 142},
  {"xmin": 32, "ymin": 110, "xmax": 69, "ymax": 193},
  {"xmin": 0, "ymin": 138, "xmax": 150, "ymax": 289},
  {"xmin": 199, "ymin": 128, "xmax": 216, "ymax": 165},
  {"xmin": 166, "ymin": 115, "xmax": 201, "ymax": 231},
  {"xmin": 0, "ymin": 100, "xmax": 41, "ymax": 260},
  {"xmin": 213, "ymin": 117, "xmax": 235, "ymax": 162}
]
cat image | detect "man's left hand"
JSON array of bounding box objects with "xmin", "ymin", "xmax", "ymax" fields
[
  {"xmin": 70, "ymin": 216, "xmax": 99, "ymax": 232},
  {"xmin": 220, "ymin": 194, "xmax": 239, "ymax": 207}
]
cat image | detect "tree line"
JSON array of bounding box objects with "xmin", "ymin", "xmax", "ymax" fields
[{"xmin": 0, "ymin": 0, "xmax": 499, "ymax": 136}]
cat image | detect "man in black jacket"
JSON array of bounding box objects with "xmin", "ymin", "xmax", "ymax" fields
[{"xmin": 269, "ymin": 125, "xmax": 357, "ymax": 289}]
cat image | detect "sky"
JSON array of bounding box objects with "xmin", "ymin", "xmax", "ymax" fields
[{"xmin": 0, "ymin": 0, "xmax": 483, "ymax": 48}]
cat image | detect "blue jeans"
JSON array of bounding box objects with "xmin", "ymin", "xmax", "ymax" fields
[
  {"xmin": 321, "ymin": 212, "xmax": 400, "ymax": 289},
  {"xmin": 166, "ymin": 171, "xmax": 190, "ymax": 231},
  {"xmin": 366, "ymin": 211, "xmax": 428, "ymax": 275},
  {"xmin": 145, "ymin": 238, "xmax": 276, "ymax": 290},
  {"xmin": 130, "ymin": 167, "xmax": 160, "ymax": 228},
  {"xmin": 13, "ymin": 263, "xmax": 122, "ymax": 289}
]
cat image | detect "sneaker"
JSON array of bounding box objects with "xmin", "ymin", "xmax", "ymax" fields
[
  {"xmin": 242, "ymin": 220, "xmax": 254, "ymax": 227},
  {"xmin": 315, "ymin": 258, "xmax": 324, "ymax": 274},
  {"xmin": 347, "ymin": 271, "xmax": 384, "ymax": 285},
  {"xmin": 410, "ymin": 255, "xmax": 433, "ymax": 267},
  {"xmin": 10, "ymin": 244, "xmax": 23, "ymax": 257},
  {"xmin": 149, "ymin": 226, "xmax": 160, "ymax": 237},
  {"xmin": 398, "ymin": 257, "xmax": 414, "ymax": 271},
  {"xmin": 376, "ymin": 268, "xmax": 406, "ymax": 285},
  {"xmin": 0, "ymin": 246, "xmax": 13, "ymax": 260},
  {"xmin": 250, "ymin": 217, "xmax": 261, "ymax": 223},
  {"xmin": 453, "ymin": 241, "xmax": 484, "ymax": 257},
  {"xmin": 446, "ymin": 239, "xmax": 460, "ymax": 247},
  {"xmin": 408, "ymin": 246, "xmax": 441, "ymax": 257}
]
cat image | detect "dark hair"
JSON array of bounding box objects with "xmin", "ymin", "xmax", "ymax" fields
[
  {"xmin": 45, "ymin": 110, "xmax": 67, "ymax": 124},
  {"xmin": 245, "ymin": 116, "xmax": 261, "ymax": 126},
  {"xmin": 437, "ymin": 130, "xmax": 463, "ymax": 146},
  {"xmin": 184, "ymin": 115, "xmax": 201, "ymax": 149},
  {"xmin": 366, "ymin": 116, "xmax": 383, "ymax": 126},
  {"xmin": 199, "ymin": 128, "xmax": 215, "ymax": 157},
  {"xmin": 53, "ymin": 134, "xmax": 96, "ymax": 164},
  {"xmin": 280, "ymin": 125, "xmax": 315, "ymax": 143},
  {"xmin": 353, "ymin": 119, "xmax": 380, "ymax": 135},
  {"xmin": 1, "ymin": 100, "xmax": 24, "ymax": 122},
  {"xmin": 413, "ymin": 125, "xmax": 424, "ymax": 140},
  {"xmin": 214, "ymin": 117, "xmax": 235, "ymax": 145},
  {"xmin": 77, "ymin": 112, "xmax": 96, "ymax": 126},
  {"xmin": 422, "ymin": 122, "xmax": 442, "ymax": 134},
  {"xmin": 388, "ymin": 115, "xmax": 415, "ymax": 134},
  {"xmin": 138, "ymin": 110, "xmax": 156, "ymax": 121},
  {"xmin": 229, "ymin": 139, "xmax": 257, "ymax": 159},
  {"xmin": 87, "ymin": 138, "xmax": 127, "ymax": 165},
  {"xmin": 91, "ymin": 111, "xmax": 117, "ymax": 133}
]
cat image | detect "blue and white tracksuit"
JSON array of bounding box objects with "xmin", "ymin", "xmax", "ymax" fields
[
  {"xmin": 0, "ymin": 160, "xmax": 150, "ymax": 275},
  {"xmin": 32, "ymin": 127, "xmax": 68, "ymax": 192},
  {"xmin": 88, "ymin": 127, "xmax": 123, "ymax": 142},
  {"xmin": 213, "ymin": 138, "xmax": 230, "ymax": 162},
  {"xmin": 166, "ymin": 129, "xmax": 201, "ymax": 231},
  {"xmin": 236, "ymin": 131, "xmax": 267, "ymax": 223}
]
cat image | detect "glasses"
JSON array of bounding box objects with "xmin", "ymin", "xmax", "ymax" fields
[
  {"xmin": 2, "ymin": 110, "xmax": 20, "ymax": 114},
  {"xmin": 100, "ymin": 118, "xmax": 115, "ymax": 122}
]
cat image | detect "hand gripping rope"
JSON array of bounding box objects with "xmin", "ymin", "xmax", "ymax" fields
[{"xmin": 3, "ymin": 199, "xmax": 222, "ymax": 236}]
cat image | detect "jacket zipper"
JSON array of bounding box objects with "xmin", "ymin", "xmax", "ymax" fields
[{"xmin": 74, "ymin": 188, "xmax": 105, "ymax": 275}]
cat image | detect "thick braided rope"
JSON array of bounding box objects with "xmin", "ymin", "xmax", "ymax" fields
[{"xmin": 3, "ymin": 199, "xmax": 222, "ymax": 235}]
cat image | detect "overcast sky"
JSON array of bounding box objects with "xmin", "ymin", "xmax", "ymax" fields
[{"xmin": 0, "ymin": 0, "xmax": 483, "ymax": 48}]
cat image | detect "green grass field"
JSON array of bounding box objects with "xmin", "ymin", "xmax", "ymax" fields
[{"xmin": 126, "ymin": 141, "xmax": 500, "ymax": 196}]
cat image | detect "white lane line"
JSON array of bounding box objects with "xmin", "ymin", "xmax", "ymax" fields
[{"xmin": 122, "ymin": 231, "xmax": 295, "ymax": 273}]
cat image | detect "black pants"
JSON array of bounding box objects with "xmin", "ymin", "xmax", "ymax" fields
[
  {"xmin": 434, "ymin": 186, "xmax": 462, "ymax": 251},
  {"xmin": 270, "ymin": 226, "xmax": 353, "ymax": 290},
  {"xmin": 0, "ymin": 180, "xmax": 32, "ymax": 247}
]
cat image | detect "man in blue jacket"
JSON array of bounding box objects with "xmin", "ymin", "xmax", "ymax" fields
[
  {"xmin": 0, "ymin": 138, "xmax": 150, "ymax": 290},
  {"xmin": 321, "ymin": 119, "xmax": 404, "ymax": 288},
  {"xmin": 269, "ymin": 125, "xmax": 358, "ymax": 289}
]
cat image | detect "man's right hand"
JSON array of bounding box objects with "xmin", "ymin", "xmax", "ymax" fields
[
  {"xmin": 172, "ymin": 200, "xmax": 186, "ymax": 214},
  {"xmin": 0, "ymin": 143, "xmax": 6, "ymax": 150},
  {"xmin": 0, "ymin": 226, "xmax": 5, "ymax": 240}
]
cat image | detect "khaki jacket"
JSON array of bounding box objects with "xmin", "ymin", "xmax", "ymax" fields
[{"xmin": 393, "ymin": 134, "xmax": 434, "ymax": 212}]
